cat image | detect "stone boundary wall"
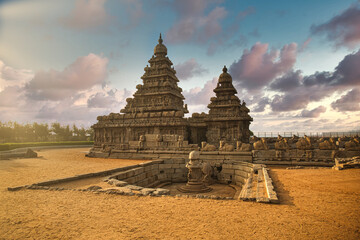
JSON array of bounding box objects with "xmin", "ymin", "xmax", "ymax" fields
[
  {"xmin": 7, "ymin": 164, "xmax": 145, "ymax": 191},
  {"xmin": 0, "ymin": 148, "xmax": 37, "ymax": 160},
  {"xmin": 252, "ymin": 149, "xmax": 360, "ymax": 166},
  {"xmin": 90, "ymin": 150, "xmax": 252, "ymax": 163},
  {"xmin": 217, "ymin": 162, "xmax": 255, "ymax": 186},
  {"xmin": 88, "ymin": 149, "xmax": 359, "ymax": 167},
  {"xmin": 109, "ymin": 159, "xmax": 187, "ymax": 188}
]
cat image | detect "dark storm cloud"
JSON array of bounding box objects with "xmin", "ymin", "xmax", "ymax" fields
[
  {"xmin": 270, "ymin": 70, "xmax": 302, "ymax": 92},
  {"xmin": 174, "ymin": 58, "xmax": 208, "ymax": 80},
  {"xmin": 268, "ymin": 49, "xmax": 360, "ymax": 112},
  {"xmin": 331, "ymin": 88, "xmax": 360, "ymax": 111},
  {"xmin": 299, "ymin": 106, "xmax": 326, "ymax": 118},
  {"xmin": 311, "ymin": 2, "xmax": 360, "ymax": 49},
  {"xmin": 229, "ymin": 42, "xmax": 297, "ymax": 91}
]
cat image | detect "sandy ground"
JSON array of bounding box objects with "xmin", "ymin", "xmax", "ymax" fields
[{"xmin": 0, "ymin": 148, "xmax": 359, "ymax": 240}]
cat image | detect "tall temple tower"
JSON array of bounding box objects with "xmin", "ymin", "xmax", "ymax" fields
[
  {"xmin": 205, "ymin": 66, "xmax": 253, "ymax": 144},
  {"xmin": 92, "ymin": 35, "xmax": 253, "ymax": 151},
  {"xmin": 92, "ymin": 34, "xmax": 189, "ymax": 145}
]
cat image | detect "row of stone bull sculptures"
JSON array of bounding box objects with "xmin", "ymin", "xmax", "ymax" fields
[{"xmin": 201, "ymin": 135, "xmax": 360, "ymax": 152}]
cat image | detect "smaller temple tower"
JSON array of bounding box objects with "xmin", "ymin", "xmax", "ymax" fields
[{"xmin": 205, "ymin": 66, "xmax": 253, "ymax": 144}]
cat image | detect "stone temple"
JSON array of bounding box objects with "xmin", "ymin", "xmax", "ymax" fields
[{"xmin": 91, "ymin": 34, "xmax": 252, "ymax": 153}]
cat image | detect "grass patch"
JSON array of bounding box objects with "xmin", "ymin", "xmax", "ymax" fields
[{"xmin": 0, "ymin": 141, "xmax": 94, "ymax": 151}]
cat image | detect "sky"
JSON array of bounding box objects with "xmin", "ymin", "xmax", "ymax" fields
[{"xmin": 0, "ymin": 0, "xmax": 359, "ymax": 133}]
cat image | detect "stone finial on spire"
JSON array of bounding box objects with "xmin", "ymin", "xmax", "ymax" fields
[
  {"xmin": 159, "ymin": 33, "xmax": 163, "ymax": 44},
  {"xmin": 223, "ymin": 65, "xmax": 227, "ymax": 73}
]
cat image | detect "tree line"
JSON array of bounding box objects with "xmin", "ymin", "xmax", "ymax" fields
[{"xmin": 0, "ymin": 122, "xmax": 94, "ymax": 143}]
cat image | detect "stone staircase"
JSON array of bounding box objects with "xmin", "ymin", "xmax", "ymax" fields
[{"xmin": 239, "ymin": 167, "xmax": 279, "ymax": 203}]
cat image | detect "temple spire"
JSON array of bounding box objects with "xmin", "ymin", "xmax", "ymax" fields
[
  {"xmin": 159, "ymin": 33, "xmax": 163, "ymax": 44},
  {"xmin": 223, "ymin": 65, "xmax": 227, "ymax": 73}
]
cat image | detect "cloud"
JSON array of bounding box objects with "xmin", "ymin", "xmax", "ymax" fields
[
  {"xmin": 299, "ymin": 38, "xmax": 311, "ymax": 52},
  {"xmin": 299, "ymin": 106, "xmax": 326, "ymax": 118},
  {"xmin": 87, "ymin": 88, "xmax": 132, "ymax": 109},
  {"xmin": 183, "ymin": 77, "xmax": 217, "ymax": 105},
  {"xmin": 267, "ymin": 49, "xmax": 360, "ymax": 112},
  {"xmin": 120, "ymin": 0, "xmax": 144, "ymax": 29},
  {"xmin": 61, "ymin": 0, "xmax": 112, "ymax": 30},
  {"xmin": 175, "ymin": 58, "xmax": 208, "ymax": 80},
  {"xmin": 252, "ymin": 97, "xmax": 269, "ymax": 112},
  {"xmin": 331, "ymin": 88, "xmax": 360, "ymax": 111},
  {"xmin": 166, "ymin": 0, "xmax": 227, "ymax": 44},
  {"xmin": 270, "ymin": 70, "xmax": 302, "ymax": 92},
  {"xmin": 311, "ymin": 2, "xmax": 360, "ymax": 49},
  {"xmin": 0, "ymin": 86, "xmax": 23, "ymax": 107},
  {"xmin": 0, "ymin": 60, "xmax": 33, "ymax": 82},
  {"xmin": 25, "ymin": 53, "xmax": 108, "ymax": 101},
  {"xmin": 229, "ymin": 42, "xmax": 297, "ymax": 91}
]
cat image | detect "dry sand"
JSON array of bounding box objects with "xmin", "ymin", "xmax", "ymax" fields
[{"xmin": 1, "ymin": 148, "xmax": 359, "ymax": 240}]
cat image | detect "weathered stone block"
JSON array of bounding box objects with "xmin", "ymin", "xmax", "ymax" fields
[
  {"xmin": 222, "ymin": 163, "xmax": 233, "ymax": 169},
  {"xmin": 173, "ymin": 159, "xmax": 185, "ymax": 164},
  {"xmin": 113, "ymin": 172, "xmax": 127, "ymax": 180},
  {"xmin": 234, "ymin": 175, "xmax": 246, "ymax": 184},
  {"xmin": 133, "ymin": 167, "xmax": 144, "ymax": 175},
  {"xmin": 235, "ymin": 170, "xmax": 249, "ymax": 178},
  {"xmin": 157, "ymin": 173, "xmax": 167, "ymax": 180},
  {"xmin": 125, "ymin": 170, "xmax": 135, "ymax": 178},
  {"xmin": 151, "ymin": 164, "xmax": 159, "ymax": 170},
  {"xmin": 175, "ymin": 168, "xmax": 187, "ymax": 173},
  {"xmin": 164, "ymin": 168, "xmax": 175, "ymax": 174},
  {"xmin": 144, "ymin": 165, "xmax": 152, "ymax": 172},
  {"xmin": 159, "ymin": 164, "xmax": 172, "ymax": 169},
  {"xmin": 171, "ymin": 163, "xmax": 181, "ymax": 169},
  {"xmin": 135, "ymin": 173, "xmax": 146, "ymax": 182},
  {"xmin": 163, "ymin": 159, "xmax": 173, "ymax": 164},
  {"xmin": 171, "ymin": 173, "xmax": 186, "ymax": 179},
  {"xmin": 126, "ymin": 177, "xmax": 136, "ymax": 184},
  {"xmin": 222, "ymin": 169, "xmax": 235, "ymax": 175}
]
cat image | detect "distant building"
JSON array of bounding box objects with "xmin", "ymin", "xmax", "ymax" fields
[{"xmin": 92, "ymin": 34, "xmax": 252, "ymax": 150}]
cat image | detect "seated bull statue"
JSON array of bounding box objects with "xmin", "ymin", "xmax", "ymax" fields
[
  {"xmin": 236, "ymin": 141, "xmax": 252, "ymax": 151},
  {"xmin": 344, "ymin": 137, "xmax": 360, "ymax": 151},
  {"xmin": 202, "ymin": 162, "xmax": 213, "ymax": 185},
  {"xmin": 275, "ymin": 135, "xmax": 289, "ymax": 150},
  {"xmin": 253, "ymin": 138, "xmax": 269, "ymax": 150},
  {"xmin": 201, "ymin": 142, "xmax": 217, "ymax": 151},
  {"xmin": 318, "ymin": 137, "xmax": 338, "ymax": 150},
  {"xmin": 219, "ymin": 141, "xmax": 235, "ymax": 152},
  {"xmin": 296, "ymin": 135, "xmax": 312, "ymax": 150}
]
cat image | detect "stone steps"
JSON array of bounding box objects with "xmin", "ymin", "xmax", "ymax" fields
[{"xmin": 239, "ymin": 168, "xmax": 279, "ymax": 203}]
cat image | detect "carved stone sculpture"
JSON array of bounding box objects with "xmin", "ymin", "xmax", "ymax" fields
[
  {"xmin": 253, "ymin": 138, "xmax": 269, "ymax": 150},
  {"xmin": 275, "ymin": 135, "xmax": 289, "ymax": 150},
  {"xmin": 177, "ymin": 151, "xmax": 212, "ymax": 193},
  {"xmin": 138, "ymin": 135, "xmax": 146, "ymax": 150},
  {"xmin": 344, "ymin": 137, "xmax": 360, "ymax": 151},
  {"xmin": 296, "ymin": 135, "xmax": 312, "ymax": 150},
  {"xmin": 219, "ymin": 141, "xmax": 235, "ymax": 151},
  {"xmin": 202, "ymin": 162, "xmax": 213, "ymax": 185},
  {"xmin": 201, "ymin": 143, "xmax": 217, "ymax": 151},
  {"xmin": 318, "ymin": 137, "xmax": 338, "ymax": 150}
]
